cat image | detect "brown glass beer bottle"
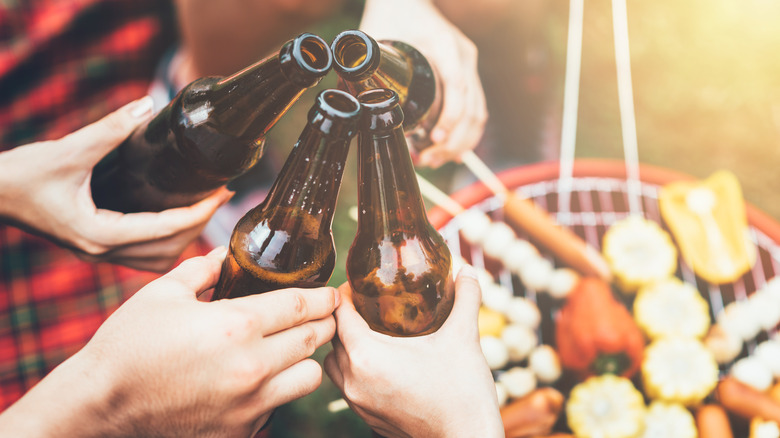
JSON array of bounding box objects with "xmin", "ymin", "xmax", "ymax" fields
[
  {"xmin": 211, "ymin": 89, "xmax": 361, "ymax": 300},
  {"xmin": 346, "ymin": 88, "xmax": 454, "ymax": 336},
  {"xmin": 330, "ymin": 30, "xmax": 442, "ymax": 152},
  {"xmin": 91, "ymin": 33, "xmax": 332, "ymax": 213}
]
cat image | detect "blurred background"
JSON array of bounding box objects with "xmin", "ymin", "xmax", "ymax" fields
[{"xmin": 229, "ymin": 0, "xmax": 780, "ymax": 435}]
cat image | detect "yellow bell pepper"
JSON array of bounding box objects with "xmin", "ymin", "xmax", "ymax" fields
[{"xmin": 659, "ymin": 170, "xmax": 756, "ymax": 284}]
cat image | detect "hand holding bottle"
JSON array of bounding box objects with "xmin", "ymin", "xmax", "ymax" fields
[
  {"xmin": 0, "ymin": 248, "xmax": 339, "ymax": 437},
  {"xmin": 324, "ymin": 266, "xmax": 504, "ymax": 438},
  {"xmin": 0, "ymin": 97, "xmax": 232, "ymax": 272},
  {"xmin": 359, "ymin": 0, "xmax": 488, "ymax": 168}
]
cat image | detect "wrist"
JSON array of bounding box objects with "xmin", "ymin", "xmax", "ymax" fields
[{"xmin": 0, "ymin": 349, "xmax": 121, "ymax": 437}]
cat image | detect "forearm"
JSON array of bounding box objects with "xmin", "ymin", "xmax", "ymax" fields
[{"xmin": 0, "ymin": 350, "xmax": 119, "ymax": 438}]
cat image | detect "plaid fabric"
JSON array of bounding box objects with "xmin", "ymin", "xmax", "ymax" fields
[{"xmin": 0, "ymin": 0, "xmax": 198, "ymax": 410}]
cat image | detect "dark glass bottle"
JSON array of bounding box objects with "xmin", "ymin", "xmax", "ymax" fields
[
  {"xmin": 330, "ymin": 30, "xmax": 442, "ymax": 152},
  {"xmin": 211, "ymin": 89, "xmax": 361, "ymax": 300},
  {"xmin": 91, "ymin": 33, "xmax": 333, "ymax": 213},
  {"xmin": 346, "ymin": 88, "xmax": 454, "ymax": 336}
]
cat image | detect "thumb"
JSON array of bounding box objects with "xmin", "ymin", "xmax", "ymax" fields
[
  {"xmin": 440, "ymin": 264, "xmax": 482, "ymax": 336},
  {"xmin": 61, "ymin": 96, "xmax": 155, "ymax": 165},
  {"xmin": 162, "ymin": 246, "xmax": 228, "ymax": 296},
  {"xmin": 332, "ymin": 282, "xmax": 373, "ymax": 346}
]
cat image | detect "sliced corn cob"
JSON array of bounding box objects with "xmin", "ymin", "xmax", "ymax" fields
[
  {"xmin": 633, "ymin": 277, "xmax": 711, "ymax": 340},
  {"xmin": 602, "ymin": 216, "xmax": 677, "ymax": 294},
  {"xmin": 642, "ymin": 338, "xmax": 718, "ymax": 406},
  {"xmin": 641, "ymin": 401, "xmax": 697, "ymax": 438},
  {"xmin": 567, "ymin": 374, "xmax": 646, "ymax": 438}
]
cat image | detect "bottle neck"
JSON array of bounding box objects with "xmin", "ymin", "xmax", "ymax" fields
[
  {"xmin": 261, "ymin": 125, "xmax": 351, "ymax": 231},
  {"xmin": 340, "ymin": 43, "xmax": 411, "ymax": 100},
  {"xmin": 204, "ymin": 56, "xmax": 306, "ymax": 142},
  {"xmin": 356, "ymin": 126, "xmax": 430, "ymax": 236}
]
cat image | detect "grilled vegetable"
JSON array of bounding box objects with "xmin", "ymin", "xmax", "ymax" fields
[
  {"xmin": 633, "ymin": 277, "xmax": 711, "ymax": 340},
  {"xmin": 703, "ymin": 323, "xmax": 743, "ymax": 364},
  {"xmin": 717, "ymin": 376, "xmax": 780, "ymax": 423},
  {"xmin": 556, "ymin": 277, "xmax": 645, "ymax": 378},
  {"xmin": 566, "ymin": 374, "xmax": 645, "ymax": 438},
  {"xmin": 642, "ymin": 337, "xmax": 718, "ymax": 406},
  {"xmin": 501, "ymin": 387, "xmax": 564, "ymax": 438},
  {"xmin": 641, "ymin": 401, "xmax": 697, "ymax": 438},
  {"xmin": 695, "ymin": 404, "xmax": 734, "ymax": 438},
  {"xmin": 659, "ymin": 170, "xmax": 755, "ymax": 284},
  {"xmin": 602, "ymin": 216, "xmax": 677, "ymax": 294}
]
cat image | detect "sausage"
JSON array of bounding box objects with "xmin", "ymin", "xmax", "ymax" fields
[
  {"xmin": 716, "ymin": 376, "xmax": 780, "ymax": 423},
  {"xmin": 695, "ymin": 404, "xmax": 734, "ymax": 438},
  {"xmin": 503, "ymin": 192, "xmax": 612, "ymax": 281},
  {"xmin": 500, "ymin": 387, "xmax": 564, "ymax": 438}
]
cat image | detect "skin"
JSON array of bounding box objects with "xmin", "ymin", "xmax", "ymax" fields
[
  {"xmin": 324, "ymin": 266, "xmax": 504, "ymax": 438},
  {"xmin": 360, "ymin": 0, "xmax": 489, "ymax": 168},
  {"xmin": 171, "ymin": 0, "xmax": 488, "ymax": 169},
  {"xmin": 0, "ymin": 97, "xmax": 232, "ymax": 272},
  {"xmin": 0, "ymin": 248, "xmax": 339, "ymax": 437}
]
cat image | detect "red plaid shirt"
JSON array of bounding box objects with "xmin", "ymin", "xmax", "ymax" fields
[{"xmin": 0, "ymin": 0, "xmax": 209, "ymax": 410}]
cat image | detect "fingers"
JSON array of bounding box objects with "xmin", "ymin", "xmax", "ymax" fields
[
  {"xmin": 417, "ymin": 37, "xmax": 487, "ymax": 168},
  {"xmin": 90, "ymin": 187, "xmax": 233, "ymax": 247},
  {"xmin": 62, "ymin": 96, "xmax": 154, "ymax": 165},
  {"xmin": 332, "ymin": 282, "xmax": 374, "ymax": 346},
  {"xmin": 158, "ymin": 247, "xmax": 227, "ymax": 295},
  {"xmin": 323, "ymin": 350, "xmax": 344, "ymax": 389},
  {"xmin": 259, "ymin": 316, "xmax": 335, "ymax": 377},
  {"xmin": 440, "ymin": 264, "xmax": 482, "ymax": 336},
  {"xmin": 232, "ymin": 287, "xmax": 340, "ymax": 335},
  {"xmin": 254, "ymin": 358, "xmax": 324, "ymax": 409}
]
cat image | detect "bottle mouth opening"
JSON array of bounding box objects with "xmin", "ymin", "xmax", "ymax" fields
[
  {"xmin": 357, "ymin": 88, "xmax": 398, "ymax": 109},
  {"xmin": 319, "ymin": 89, "xmax": 361, "ymax": 118},
  {"xmin": 295, "ymin": 34, "xmax": 333, "ymax": 74},
  {"xmin": 331, "ymin": 30, "xmax": 378, "ymax": 78}
]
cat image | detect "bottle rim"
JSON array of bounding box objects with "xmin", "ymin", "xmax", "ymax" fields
[
  {"xmin": 293, "ymin": 33, "xmax": 333, "ymax": 75},
  {"xmin": 357, "ymin": 88, "xmax": 399, "ymax": 111},
  {"xmin": 316, "ymin": 89, "xmax": 362, "ymax": 119},
  {"xmin": 331, "ymin": 30, "xmax": 381, "ymax": 79}
]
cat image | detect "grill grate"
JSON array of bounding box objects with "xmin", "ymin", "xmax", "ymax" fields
[{"xmin": 437, "ymin": 173, "xmax": 779, "ymax": 368}]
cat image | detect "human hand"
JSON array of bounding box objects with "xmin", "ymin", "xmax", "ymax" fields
[
  {"xmin": 360, "ymin": 0, "xmax": 488, "ymax": 168},
  {"xmin": 324, "ymin": 266, "xmax": 503, "ymax": 438},
  {"xmin": 0, "ymin": 248, "xmax": 339, "ymax": 437},
  {"xmin": 0, "ymin": 96, "xmax": 233, "ymax": 272}
]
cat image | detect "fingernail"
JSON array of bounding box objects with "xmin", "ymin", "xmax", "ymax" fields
[
  {"xmin": 129, "ymin": 96, "xmax": 154, "ymax": 118},
  {"xmin": 458, "ymin": 264, "xmax": 478, "ymax": 280},
  {"xmin": 333, "ymin": 288, "xmax": 341, "ymax": 307},
  {"xmin": 207, "ymin": 245, "xmax": 228, "ymax": 259}
]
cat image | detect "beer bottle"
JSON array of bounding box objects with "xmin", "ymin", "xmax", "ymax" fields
[
  {"xmin": 346, "ymin": 88, "xmax": 454, "ymax": 336},
  {"xmin": 91, "ymin": 33, "xmax": 333, "ymax": 213},
  {"xmin": 330, "ymin": 30, "xmax": 442, "ymax": 152},
  {"xmin": 211, "ymin": 89, "xmax": 361, "ymax": 300}
]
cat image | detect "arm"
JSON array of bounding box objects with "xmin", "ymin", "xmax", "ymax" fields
[
  {"xmin": 324, "ymin": 266, "xmax": 504, "ymax": 438},
  {"xmin": 0, "ymin": 97, "xmax": 232, "ymax": 272},
  {"xmin": 0, "ymin": 247, "xmax": 339, "ymax": 437},
  {"xmin": 359, "ymin": 0, "xmax": 488, "ymax": 168}
]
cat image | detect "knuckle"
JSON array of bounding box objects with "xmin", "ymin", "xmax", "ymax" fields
[
  {"xmin": 228, "ymin": 358, "xmax": 269, "ymax": 392},
  {"xmin": 292, "ymin": 291, "xmax": 308, "ymax": 321},
  {"xmin": 301, "ymin": 325, "xmax": 320, "ymax": 356}
]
